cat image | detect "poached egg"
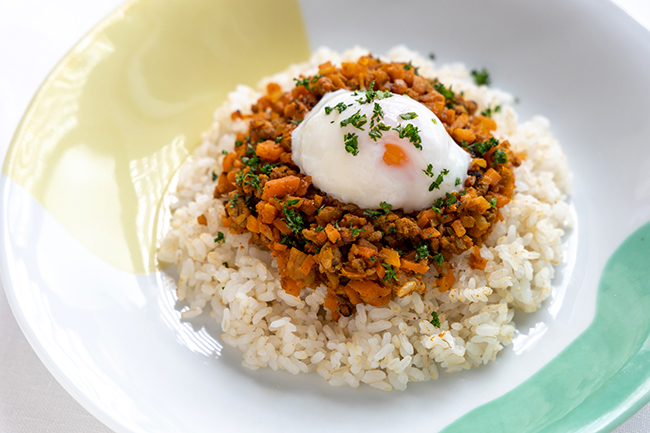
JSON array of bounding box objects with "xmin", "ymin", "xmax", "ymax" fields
[{"xmin": 292, "ymin": 89, "xmax": 471, "ymax": 212}]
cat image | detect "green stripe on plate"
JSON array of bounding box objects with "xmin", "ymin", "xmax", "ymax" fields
[
  {"xmin": 442, "ymin": 221, "xmax": 650, "ymax": 433},
  {"xmin": 2, "ymin": 0, "xmax": 310, "ymax": 274}
]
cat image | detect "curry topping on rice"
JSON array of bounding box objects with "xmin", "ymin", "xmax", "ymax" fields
[{"xmin": 211, "ymin": 55, "xmax": 520, "ymax": 320}]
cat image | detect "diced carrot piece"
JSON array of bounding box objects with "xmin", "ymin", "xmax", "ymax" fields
[
  {"xmin": 281, "ymin": 277, "xmax": 304, "ymax": 297},
  {"xmin": 275, "ymin": 251, "xmax": 287, "ymax": 271},
  {"xmin": 400, "ymin": 259, "xmax": 430, "ymax": 274},
  {"xmin": 259, "ymin": 203, "xmax": 278, "ymax": 224},
  {"xmin": 483, "ymin": 168, "xmax": 502, "ymax": 186},
  {"xmin": 356, "ymin": 246, "xmax": 378, "ymax": 259},
  {"xmin": 471, "ymin": 158, "xmax": 487, "ymax": 169},
  {"xmin": 318, "ymin": 61, "xmax": 336, "ymax": 75},
  {"xmin": 246, "ymin": 215, "xmax": 260, "ymax": 233},
  {"xmin": 222, "ymin": 152, "xmax": 237, "ymax": 172},
  {"xmin": 197, "ymin": 215, "xmax": 207, "ymax": 226},
  {"xmin": 325, "ymin": 224, "xmax": 341, "ymax": 244},
  {"xmin": 380, "ymin": 248, "xmax": 401, "ymax": 269},
  {"xmin": 417, "ymin": 209, "xmax": 437, "ymax": 228},
  {"xmin": 437, "ymin": 267, "xmax": 456, "ymax": 292},
  {"xmin": 451, "ymin": 219, "xmax": 466, "ymax": 237},
  {"xmin": 466, "ymin": 196, "xmax": 492, "ymax": 214},
  {"xmin": 323, "ymin": 293, "xmax": 340, "ymax": 321},
  {"xmin": 344, "ymin": 286, "xmax": 363, "ymax": 305},
  {"xmin": 469, "ymin": 245, "xmax": 488, "ymax": 271},
  {"xmin": 376, "ymin": 262, "xmax": 386, "ymax": 279},
  {"xmin": 495, "ymin": 193, "xmax": 510, "ymax": 208},
  {"xmin": 217, "ymin": 172, "xmax": 235, "ymax": 194},
  {"xmin": 451, "ymin": 113, "xmax": 469, "ymax": 129},
  {"xmin": 421, "ymin": 227, "xmax": 440, "ymax": 239},
  {"xmin": 226, "ymin": 169, "xmax": 238, "ymax": 184},
  {"xmin": 273, "ymin": 242, "xmax": 287, "ymax": 253},
  {"xmin": 346, "ymin": 280, "xmax": 391, "ymax": 307},
  {"xmin": 256, "ymin": 140, "xmax": 284, "ymax": 162},
  {"xmin": 316, "ymin": 230, "xmax": 328, "ymax": 243},
  {"xmin": 295, "ymin": 177, "xmax": 311, "ymax": 196},
  {"xmin": 273, "ymin": 219, "xmax": 292, "ymax": 235},
  {"xmin": 452, "ymin": 128, "xmax": 476, "ymax": 144},
  {"xmin": 262, "ymin": 176, "xmax": 301, "ymax": 200},
  {"xmin": 298, "ymin": 255, "xmax": 316, "ymax": 276}
]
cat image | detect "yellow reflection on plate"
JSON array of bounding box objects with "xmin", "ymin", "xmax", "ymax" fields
[{"xmin": 3, "ymin": 0, "xmax": 310, "ymax": 274}]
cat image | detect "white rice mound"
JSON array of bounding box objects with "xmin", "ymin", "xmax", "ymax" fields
[{"xmin": 158, "ymin": 46, "xmax": 572, "ymax": 391}]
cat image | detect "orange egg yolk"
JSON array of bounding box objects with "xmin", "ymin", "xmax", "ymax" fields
[{"xmin": 383, "ymin": 143, "xmax": 409, "ymax": 166}]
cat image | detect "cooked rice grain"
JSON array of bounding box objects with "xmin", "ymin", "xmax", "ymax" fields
[{"xmin": 158, "ymin": 46, "xmax": 572, "ymax": 390}]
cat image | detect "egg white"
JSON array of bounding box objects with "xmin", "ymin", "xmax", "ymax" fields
[{"xmin": 292, "ymin": 89, "xmax": 471, "ymax": 212}]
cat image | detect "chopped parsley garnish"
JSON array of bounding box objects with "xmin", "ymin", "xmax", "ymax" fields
[
  {"xmin": 415, "ymin": 242, "xmax": 430, "ymax": 262},
  {"xmin": 282, "ymin": 203, "xmax": 305, "ymax": 235},
  {"xmin": 431, "ymin": 252, "xmax": 444, "ymax": 265},
  {"xmin": 388, "ymin": 226, "xmax": 397, "ymax": 234},
  {"xmin": 286, "ymin": 198, "xmax": 300, "ymax": 206},
  {"xmin": 228, "ymin": 193, "xmax": 241, "ymax": 209},
  {"xmin": 399, "ymin": 112, "xmax": 418, "ymax": 120},
  {"xmin": 260, "ymin": 162, "xmax": 277, "ymax": 175},
  {"xmin": 481, "ymin": 105, "xmax": 501, "ymax": 118},
  {"xmin": 371, "ymin": 102, "xmax": 384, "ymax": 125},
  {"xmin": 212, "ymin": 171, "xmax": 218, "ymax": 181},
  {"xmin": 430, "ymin": 311, "xmax": 441, "ymax": 327},
  {"xmin": 493, "ymin": 149, "xmax": 508, "ymax": 164},
  {"xmin": 404, "ymin": 61, "xmax": 419, "ymax": 75},
  {"xmin": 241, "ymin": 153, "xmax": 261, "ymax": 169},
  {"xmin": 275, "ymin": 136, "xmax": 283, "ymax": 143},
  {"xmin": 471, "ymin": 68, "xmax": 491, "ymax": 86},
  {"xmin": 354, "ymin": 80, "xmax": 393, "ymax": 105},
  {"xmin": 222, "ymin": 262, "xmax": 229, "ymax": 268},
  {"xmin": 369, "ymin": 122, "xmax": 391, "ymax": 141},
  {"xmin": 214, "ymin": 232, "xmax": 225, "ymax": 243},
  {"xmin": 489, "ymin": 198, "xmax": 497, "ymax": 208},
  {"xmin": 344, "ymin": 132, "xmax": 360, "ymax": 155},
  {"xmin": 235, "ymin": 140, "xmax": 243, "ymax": 147},
  {"xmin": 424, "ymin": 167, "xmax": 449, "ymax": 191},
  {"xmin": 432, "ymin": 198, "xmax": 445, "ymax": 213},
  {"xmin": 279, "ymin": 234, "xmax": 297, "ymax": 248},
  {"xmin": 289, "ymin": 119, "xmax": 303, "ymax": 125},
  {"xmin": 393, "ymin": 123, "xmax": 422, "ymax": 149},
  {"xmin": 222, "ymin": 150, "xmax": 229, "ymax": 155},
  {"xmin": 293, "ymin": 74, "xmax": 322, "ymax": 90},
  {"xmin": 433, "ymin": 82, "xmax": 455, "ymax": 101},
  {"xmin": 380, "ymin": 201, "xmax": 393, "ymax": 214},
  {"xmin": 363, "ymin": 208, "xmax": 383, "ymax": 219},
  {"xmin": 350, "ymin": 224, "xmax": 364, "ymax": 237},
  {"xmin": 445, "ymin": 192, "xmax": 457, "ymax": 206},
  {"xmin": 463, "ymin": 137, "xmax": 499, "ymax": 155},
  {"xmin": 325, "ymin": 102, "xmax": 349, "ymax": 115},
  {"xmin": 315, "ymin": 225, "xmax": 324, "ymax": 232},
  {"xmin": 370, "ymin": 255, "xmax": 376, "ymax": 262},
  {"xmin": 382, "ymin": 262, "xmax": 397, "ymax": 282},
  {"xmin": 455, "ymin": 177, "xmax": 461, "ymax": 186},
  {"xmin": 235, "ymin": 170, "xmax": 261, "ymax": 192},
  {"xmin": 340, "ymin": 110, "xmax": 367, "ymax": 130},
  {"xmin": 473, "ymin": 137, "xmax": 499, "ymax": 155},
  {"xmin": 431, "ymin": 118, "xmax": 437, "ymax": 124}
]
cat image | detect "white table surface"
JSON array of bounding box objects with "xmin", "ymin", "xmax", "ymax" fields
[{"xmin": 1, "ymin": 1, "xmax": 650, "ymax": 432}]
